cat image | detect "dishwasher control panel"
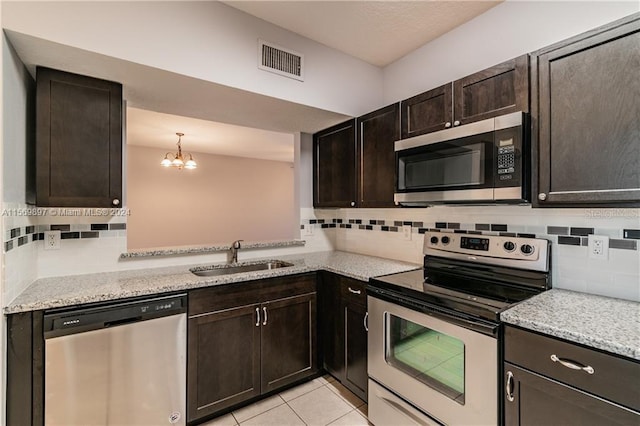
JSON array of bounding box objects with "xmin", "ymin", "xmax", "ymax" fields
[{"xmin": 44, "ymin": 294, "xmax": 187, "ymax": 338}]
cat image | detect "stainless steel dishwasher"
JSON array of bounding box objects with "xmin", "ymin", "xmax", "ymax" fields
[{"xmin": 44, "ymin": 294, "xmax": 187, "ymax": 426}]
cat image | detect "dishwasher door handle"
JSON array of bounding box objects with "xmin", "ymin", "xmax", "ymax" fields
[{"xmin": 105, "ymin": 316, "xmax": 142, "ymax": 328}]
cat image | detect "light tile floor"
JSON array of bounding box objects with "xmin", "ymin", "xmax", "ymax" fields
[{"xmin": 201, "ymin": 375, "xmax": 370, "ymax": 426}]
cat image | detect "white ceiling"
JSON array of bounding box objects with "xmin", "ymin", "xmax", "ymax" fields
[
  {"xmin": 224, "ymin": 1, "xmax": 502, "ymax": 67},
  {"xmin": 127, "ymin": 107, "xmax": 295, "ymax": 162}
]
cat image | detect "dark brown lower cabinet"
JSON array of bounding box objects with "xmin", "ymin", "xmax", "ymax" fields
[
  {"xmin": 504, "ymin": 363, "xmax": 639, "ymax": 425},
  {"xmin": 320, "ymin": 272, "xmax": 368, "ymax": 402},
  {"xmin": 261, "ymin": 293, "xmax": 317, "ymax": 393},
  {"xmin": 188, "ymin": 274, "xmax": 318, "ymax": 423},
  {"xmin": 321, "ymin": 272, "xmax": 344, "ymax": 379},
  {"xmin": 344, "ymin": 299, "xmax": 368, "ymax": 400},
  {"xmin": 504, "ymin": 325, "xmax": 640, "ymax": 425},
  {"xmin": 6, "ymin": 311, "xmax": 45, "ymax": 426},
  {"xmin": 188, "ymin": 305, "xmax": 262, "ymax": 417}
]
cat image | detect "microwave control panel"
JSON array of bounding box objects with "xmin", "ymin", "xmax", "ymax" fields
[{"xmin": 495, "ymin": 127, "xmax": 521, "ymax": 187}]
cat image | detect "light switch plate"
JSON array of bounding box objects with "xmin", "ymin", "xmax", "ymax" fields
[{"xmin": 303, "ymin": 224, "xmax": 314, "ymax": 236}]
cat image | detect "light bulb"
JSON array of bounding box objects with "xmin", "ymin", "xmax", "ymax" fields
[
  {"xmin": 161, "ymin": 157, "xmax": 172, "ymax": 167},
  {"xmin": 172, "ymin": 157, "xmax": 184, "ymax": 167},
  {"xmin": 185, "ymin": 159, "xmax": 197, "ymax": 169}
]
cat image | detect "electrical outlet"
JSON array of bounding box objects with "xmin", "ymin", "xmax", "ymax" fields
[
  {"xmin": 303, "ymin": 224, "xmax": 314, "ymax": 236},
  {"xmin": 402, "ymin": 225, "xmax": 412, "ymax": 241},
  {"xmin": 44, "ymin": 230, "xmax": 61, "ymax": 250},
  {"xmin": 588, "ymin": 235, "xmax": 609, "ymax": 260}
]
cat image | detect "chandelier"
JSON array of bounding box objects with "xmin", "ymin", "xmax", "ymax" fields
[{"xmin": 160, "ymin": 132, "xmax": 197, "ymax": 170}]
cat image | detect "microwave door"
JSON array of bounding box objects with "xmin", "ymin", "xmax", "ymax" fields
[{"xmin": 396, "ymin": 133, "xmax": 494, "ymax": 203}]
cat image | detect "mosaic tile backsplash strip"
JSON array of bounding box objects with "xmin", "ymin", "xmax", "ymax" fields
[
  {"xmin": 4, "ymin": 223, "xmax": 127, "ymax": 253},
  {"xmin": 301, "ymin": 218, "xmax": 639, "ymax": 251}
]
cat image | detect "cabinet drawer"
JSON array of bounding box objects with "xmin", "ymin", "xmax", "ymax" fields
[
  {"xmin": 189, "ymin": 273, "xmax": 316, "ymax": 316},
  {"xmin": 505, "ymin": 325, "xmax": 640, "ymax": 411},
  {"xmin": 340, "ymin": 278, "xmax": 367, "ymax": 306}
]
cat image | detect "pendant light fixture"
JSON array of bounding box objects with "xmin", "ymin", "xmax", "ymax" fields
[{"xmin": 160, "ymin": 132, "xmax": 197, "ymax": 170}]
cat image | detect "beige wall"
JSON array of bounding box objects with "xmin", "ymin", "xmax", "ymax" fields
[{"xmin": 127, "ymin": 145, "xmax": 295, "ymax": 249}]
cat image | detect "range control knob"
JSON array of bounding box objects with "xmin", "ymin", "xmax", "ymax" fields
[
  {"xmin": 520, "ymin": 244, "xmax": 535, "ymax": 255},
  {"xmin": 441, "ymin": 236, "xmax": 450, "ymax": 245},
  {"xmin": 503, "ymin": 241, "xmax": 516, "ymax": 252},
  {"xmin": 430, "ymin": 236, "xmax": 439, "ymax": 244}
]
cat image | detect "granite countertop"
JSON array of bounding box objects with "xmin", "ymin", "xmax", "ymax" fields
[
  {"xmin": 501, "ymin": 289, "xmax": 640, "ymax": 361},
  {"xmin": 4, "ymin": 251, "xmax": 420, "ymax": 314},
  {"xmin": 119, "ymin": 239, "xmax": 306, "ymax": 259}
]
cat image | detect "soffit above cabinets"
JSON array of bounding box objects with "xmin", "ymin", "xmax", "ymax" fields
[{"xmin": 223, "ymin": 1, "xmax": 503, "ymax": 67}]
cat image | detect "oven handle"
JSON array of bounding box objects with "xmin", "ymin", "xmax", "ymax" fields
[{"xmin": 368, "ymin": 289, "xmax": 498, "ymax": 337}]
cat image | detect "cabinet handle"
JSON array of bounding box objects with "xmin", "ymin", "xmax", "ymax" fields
[
  {"xmin": 538, "ymin": 193, "xmax": 547, "ymax": 201},
  {"xmin": 350, "ymin": 201, "xmax": 356, "ymax": 207},
  {"xmin": 255, "ymin": 307, "xmax": 260, "ymax": 327},
  {"xmin": 444, "ymin": 122, "xmax": 452, "ymax": 128},
  {"xmin": 453, "ymin": 120, "xmax": 461, "ymax": 126},
  {"xmin": 112, "ymin": 198, "xmax": 120, "ymax": 206},
  {"xmin": 364, "ymin": 312, "xmax": 369, "ymax": 332},
  {"xmin": 550, "ymin": 354, "xmax": 594, "ymax": 374},
  {"xmin": 348, "ymin": 287, "xmax": 361, "ymax": 295},
  {"xmin": 506, "ymin": 371, "xmax": 515, "ymax": 402},
  {"xmin": 263, "ymin": 307, "xmax": 268, "ymax": 326}
]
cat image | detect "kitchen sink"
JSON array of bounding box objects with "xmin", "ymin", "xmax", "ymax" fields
[{"xmin": 190, "ymin": 260, "xmax": 294, "ymax": 277}]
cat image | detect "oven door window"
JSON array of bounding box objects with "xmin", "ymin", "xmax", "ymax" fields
[
  {"xmin": 397, "ymin": 134, "xmax": 493, "ymax": 192},
  {"xmin": 386, "ymin": 314, "xmax": 465, "ymax": 405}
]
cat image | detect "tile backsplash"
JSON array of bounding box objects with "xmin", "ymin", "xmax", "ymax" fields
[
  {"xmin": 304, "ymin": 206, "xmax": 640, "ymax": 302},
  {"xmin": 3, "ymin": 204, "xmax": 639, "ymax": 304},
  {"xmin": 3, "ymin": 222, "xmax": 126, "ymax": 253}
]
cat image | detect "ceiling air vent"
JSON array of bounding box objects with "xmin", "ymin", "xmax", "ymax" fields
[{"xmin": 258, "ymin": 40, "xmax": 304, "ymax": 81}]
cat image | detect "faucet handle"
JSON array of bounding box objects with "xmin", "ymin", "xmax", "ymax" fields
[{"xmin": 232, "ymin": 239, "xmax": 244, "ymax": 249}]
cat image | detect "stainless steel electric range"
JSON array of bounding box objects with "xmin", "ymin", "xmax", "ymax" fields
[{"xmin": 367, "ymin": 231, "xmax": 551, "ymax": 426}]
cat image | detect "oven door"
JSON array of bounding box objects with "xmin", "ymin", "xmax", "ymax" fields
[{"xmin": 368, "ymin": 295, "xmax": 498, "ymax": 426}]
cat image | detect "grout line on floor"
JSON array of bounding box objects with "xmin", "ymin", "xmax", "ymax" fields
[
  {"xmin": 233, "ymin": 395, "xmax": 286, "ymax": 424},
  {"xmin": 283, "ymin": 398, "xmax": 310, "ymax": 426}
]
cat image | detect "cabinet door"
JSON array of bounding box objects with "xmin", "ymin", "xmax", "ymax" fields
[
  {"xmin": 358, "ymin": 103, "xmax": 400, "ymax": 208},
  {"xmin": 187, "ymin": 305, "xmax": 261, "ymax": 422},
  {"xmin": 344, "ymin": 300, "xmax": 368, "ymax": 402},
  {"xmin": 320, "ymin": 272, "xmax": 345, "ymax": 378},
  {"xmin": 401, "ymin": 84, "xmax": 453, "ymax": 138},
  {"xmin": 313, "ymin": 119, "xmax": 357, "ymax": 207},
  {"xmin": 534, "ymin": 17, "xmax": 640, "ymax": 206},
  {"xmin": 453, "ymin": 55, "xmax": 529, "ymax": 126},
  {"xmin": 504, "ymin": 363, "xmax": 639, "ymax": 426},
  {"xmin": 36, "ymin": 67, "xmax": 122, "ymax": 207},
  {"xmin": 261, "ymin": 293, "xmax": 318, "ymax": 393}
]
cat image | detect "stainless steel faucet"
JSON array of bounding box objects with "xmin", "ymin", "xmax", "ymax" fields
[{"xmin": 228, "ymin": 240, "xmax": 243, "ymax": 264}]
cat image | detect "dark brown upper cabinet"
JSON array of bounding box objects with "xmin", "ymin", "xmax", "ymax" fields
[
  {"xmin": 314, "ymin": 104, "xmax": 399, "ymax": 208},
  {"xmin": 401, "ymin": 55, "xmax": 529, "ymax": 139},
  {"xmin": 313, "ymin": 119, "xmax": 357, "ymax": 208},
  {"xmin": 533, "ymin": 15, "xmax": 640, "ymax": 207},
  {"xmin": 36, "ymin": 67, "xmax": 122, "ymax": 208},
  {"xmin": 401, "ymin": 84, "xmax": 452, "ymax": 139},
  {"xmin": 358, "ymin": 103, "xmax": 400, "ymax": 208}
]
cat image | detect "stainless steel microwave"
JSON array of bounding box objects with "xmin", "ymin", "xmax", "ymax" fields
[{"xmin": 394, "ymin": 111, "xmax": 529, "ymax": 206}]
